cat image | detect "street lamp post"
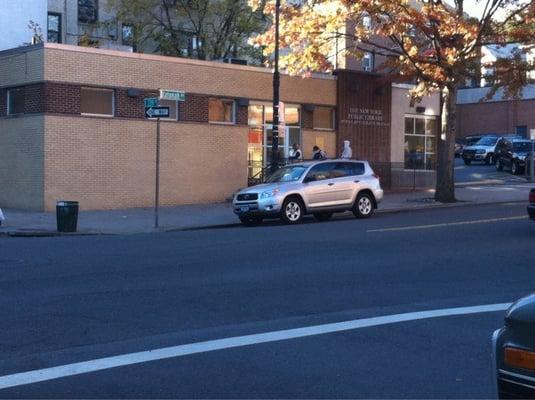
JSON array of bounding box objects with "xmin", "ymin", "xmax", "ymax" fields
[{"xmin": 271, "ymin": 0, "xmax": 281, "ymax": 173}]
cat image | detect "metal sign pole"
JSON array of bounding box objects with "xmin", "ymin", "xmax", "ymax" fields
[{"xmin": 155, "ymin": 117, "xmax": 161, "ymax": 229}]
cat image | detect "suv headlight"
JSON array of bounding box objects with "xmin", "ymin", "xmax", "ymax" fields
[
  {"xmin": 476, "ymin": 149, "xmax": 486, "ymax": 154},
  {"xmin": 261, "ymin": 188, "xmax": 280, "ymax": 198}
]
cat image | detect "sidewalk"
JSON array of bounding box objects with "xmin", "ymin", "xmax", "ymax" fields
[{"xmin": 0, "ymin": 183, "xmax": 531, "ymax": 236}]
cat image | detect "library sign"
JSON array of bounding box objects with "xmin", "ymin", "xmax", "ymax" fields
[{"xmin": 341, "ymin": 107, "xmax": 390, "ymax": 127}]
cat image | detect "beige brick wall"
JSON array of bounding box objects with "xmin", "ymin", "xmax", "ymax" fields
[
  {"xmin": 302, "ymin": 129, "xmax": 337, "ymax": 159},
  {"xmin": 0, "ymin": 48, "xmax": 44, "ymax": 87},
  {"xmin": 391, "ymin": 85, "xmax": 441, "ymax": 163},
  {"xmin": 44, "ymin": 116, "xmax": 248, "ymax": 211},
  {"xmin": 0, "ymin": 115, "xmax": 45, "ymax": 210},
  {"xmin": 43, "ymin": 44, "xmax": 337, "ymax": 106}
]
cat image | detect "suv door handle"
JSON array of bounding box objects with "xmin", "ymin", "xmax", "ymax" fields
[
  {"xmin": 328, "ymin": 183, "xmax": 335, "ymax": 186},
  {"xmin": 354, "ymin": 180, "xmax": 360, "ymax": 183}
]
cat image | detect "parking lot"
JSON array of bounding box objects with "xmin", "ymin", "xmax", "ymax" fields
[{"xmin": 455, "ymin": 157, "xmax": 530, "ymax": 185}]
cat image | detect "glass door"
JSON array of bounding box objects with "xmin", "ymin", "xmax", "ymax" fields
[{"xmin": 247, "ymin": 103, "xmax": 302, "ymax": 181}]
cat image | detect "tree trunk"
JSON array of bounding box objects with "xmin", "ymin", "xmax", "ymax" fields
[{"xmin": 434, "ymin": 85, "xmax": 457, "ymax": 203}]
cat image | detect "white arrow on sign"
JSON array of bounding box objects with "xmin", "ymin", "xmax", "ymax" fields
[{"xmin": 145, "ymin": 106, "xmax": 170, "ymax": 118}]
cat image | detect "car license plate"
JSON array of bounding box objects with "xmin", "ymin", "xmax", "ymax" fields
[{"xmin": 240, "ymin": 206, "xmax": 250, "ymax": 212}]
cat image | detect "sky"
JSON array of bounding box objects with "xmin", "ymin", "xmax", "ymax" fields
[{"xmin": 448, "ymin": 0, "xmax": 528, "ymax": 19}]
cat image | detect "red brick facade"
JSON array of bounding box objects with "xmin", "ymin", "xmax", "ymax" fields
[
  {"xmin": 302, "ymin": 108, "xmax": 314, "ymax": 129},
  {"xmin": 0, "ymin": 82, "xmax": 251, "ymax": 126},
  {"xmin": 456, "ymin": 99, "xmax": 535, "ymax": 138},
  {"xmin": 44, "ymin": 83, "xmax": 81, "ymax": 115}
]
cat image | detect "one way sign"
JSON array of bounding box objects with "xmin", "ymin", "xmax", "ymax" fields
[{"xmin": 145, "ymin": 106, "xmax": 170, "ymax": 119}]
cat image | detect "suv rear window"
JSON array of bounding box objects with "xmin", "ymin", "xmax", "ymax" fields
[{"xmin": 332, "ymin": 162, "xmax": 365, "ymax": 178}]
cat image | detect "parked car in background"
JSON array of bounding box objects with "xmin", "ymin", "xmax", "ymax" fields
[
  {"xmin": 495, "ymin": 139, "xmax": 535, "ymax": 175},
  {"xmin": 528, "ymin": 189, "xmax": 535, "ymax": 220},
  {"xmin": 493, "ymin": 293, "xmax": 535, "ymax": 399},
  {"xmin": 462, "ymin": 135, "xmax": 501, "ymax": 165},
  {"xmin": 464, "ymin": 135, "xmax": 483, "ymax": 147},
  {"xmin": 233, "ymin": 160, "xmax": 383, "ymax": 226}
]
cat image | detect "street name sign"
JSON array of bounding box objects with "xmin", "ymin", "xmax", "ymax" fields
[
  {"xmin": 159, "ymin": 89, "xmax": 186, "ymax": 102},
  {"xmin": 144, "ymin": 97, "xmax": 159, "ymax": 108},
  {"xmin": 145, "ymin": 106, "xmax": 170, "ymax": 119}
]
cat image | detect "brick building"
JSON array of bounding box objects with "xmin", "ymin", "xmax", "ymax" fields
[
  {"xmin": 0, "ymin": 43, "xmax": 440, "ymax": 211},
  {"xmin": 456, "ymin": 86, "xmax": 535, "ymax": 139}
]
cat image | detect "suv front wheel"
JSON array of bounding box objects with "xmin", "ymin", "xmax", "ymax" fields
[
  {"xmin": 353, "ymin": 192, "xmax": 374, "ymax": 218},
  {"xmin": 281, "ymin": 197, "xmax": 304, "ymax": 224}
]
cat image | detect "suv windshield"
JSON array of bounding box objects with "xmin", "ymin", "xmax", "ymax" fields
[
  {"xmin": 513, "ymin": 142, "xmax": 534, "ymax": 152},
  {"xmin": 477, "ymin": 137, "xmax": 499, "ymax": 146},
  {"xmin": 266, "ymin": 165, "xmax": 307, "ymax": 183}
]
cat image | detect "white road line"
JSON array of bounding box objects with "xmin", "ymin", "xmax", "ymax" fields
[
  {"xmin": 367, "ymin": 215, "xmax": 527, "ymax": 233},
  {"xmin": 0, "ymin": 302, "xmax": 511, "ymax": 390}
]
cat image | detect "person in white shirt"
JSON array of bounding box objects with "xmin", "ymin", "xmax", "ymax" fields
[
  {"xmin": 341, "ymin": 140, "xmax": 353, "ymax": 159},
  {"xmin": 289, "ymin": 143, "xmax": 303, "ymax": 162}
]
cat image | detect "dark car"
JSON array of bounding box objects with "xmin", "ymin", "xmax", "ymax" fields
[
  {"xmin": 493, "ymin": 293, "xmax": 535, "ymax": 399},
  {"xmin": 528, "ymin": 189, "xmax": 535, "ymax": 220},
  {"xmin": 495, "ymin": 139, "xmax": 535, "ymax": 175}
]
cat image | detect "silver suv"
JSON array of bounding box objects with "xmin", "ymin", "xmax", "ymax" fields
[{"xmin": 233, "ymin": 160, "xmax": 384, "ymax": 225}]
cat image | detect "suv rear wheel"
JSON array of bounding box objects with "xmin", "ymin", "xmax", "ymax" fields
[
  {"xmin": 353, "ymin": 192, "xmax": 374, "ymax": 218},
  {"xmin": 281, "ymin": 197, "xmax": 304, "ymax": 224}
]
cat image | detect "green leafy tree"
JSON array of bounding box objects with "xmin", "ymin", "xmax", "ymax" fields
[{"xmin": 108, "ymin": 0, "xmax": 267, "ymax": 61}]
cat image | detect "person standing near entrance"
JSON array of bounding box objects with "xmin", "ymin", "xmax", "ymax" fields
[
  {"xmin": 312, "ymin": 145, "xmax": 327, "ymax": 160},
  {"xmin": 289, "ymin": 143, "xmax": 303, "ymax": 162},
  {"xmin": 341, "ymin": 140, "xmax": 353, "ymax": 159}
]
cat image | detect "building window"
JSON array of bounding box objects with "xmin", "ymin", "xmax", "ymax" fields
[
  {"xmin": 362, "ymin": 14, "xmax": 372, "ymax": 30},
  {"xmin": 47, "ymin": 13, "xmax": 62, "ymax": 43},
  {"xmin": 209, "ymin": 98, "xmax": 235, "ymax": 123},
  {"xmin": 78, "ymin": 0, "xmax": 98, "ymax": 23},
  {"xmin": 404, "ymin": 115, "xmax": 437, "ymax": 170},
  {"xmin": 81, "ymin": 87, "xmax": 114, "ymax": 116},
  {"xmin": 363, "ymin": 52, "xmax": 374, "ymax": 72},
  {"xmin": 313, "ymin": 107, "xmax": 334, "ymax": 130},
  {"xmin": 122, "ymin": 24, "xmax": 134, "ymax": 46},
  {"xmin": 7, "ymin": 88, "xmax": 25, "ymax": 115}
]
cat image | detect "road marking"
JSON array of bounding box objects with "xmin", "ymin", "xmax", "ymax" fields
[
  {"xmin": 0, "ymin": 302, "xmax": 511, "ymax": 390},
  {"xmin": 367, "ymin": 215, "xmax": 527, "ymax": 233}
]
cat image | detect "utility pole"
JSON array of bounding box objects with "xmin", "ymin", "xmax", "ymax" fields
[{"xmin": 271, "ymin": 0, "xmax": 281, "ymax": 173}]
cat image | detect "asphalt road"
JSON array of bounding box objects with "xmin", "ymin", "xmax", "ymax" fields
[
  {"xmin": 0, "ymin": 202, "xmax": 534, "ymax": 398},
  {"xmin": 454, "ymin": 156, "xmax": 528, "ymax": 184}
]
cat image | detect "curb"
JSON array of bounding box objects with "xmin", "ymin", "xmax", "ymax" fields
[
  {"xmin": 0, "ymin": 230, "xmax": 105, "ymax": 238},
  {"xmin": 1, "ymin": 199, "xmax": 527, "ymax": 236},
  {"xmin": 376, "ymin": 199, "xmax": 525, "ymax": 215}
]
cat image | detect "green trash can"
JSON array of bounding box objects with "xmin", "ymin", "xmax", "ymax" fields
[{"xmin": 56, "ymin": 201, "xmax": 79, "ymax": 232}]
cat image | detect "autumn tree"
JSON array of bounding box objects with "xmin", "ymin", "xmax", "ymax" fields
[
  {"xmin": 108, "ymin": 0, "xmax": 266, "ymax": 61},
  {"xmin": 251, "ymin": 0, "xmax": 534, "ymax": 202}
]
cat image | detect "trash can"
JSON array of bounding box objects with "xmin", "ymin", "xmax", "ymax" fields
[{"xmin": 56, "ymin": 201, "xmax": 79, "ymax": 232}]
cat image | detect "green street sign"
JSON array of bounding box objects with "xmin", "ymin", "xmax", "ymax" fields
[
  {"xmin": 144, "ymin": 97, "xmax": 159, "ymax": 108},
  {"xmin": 159, "ymin": 89, "xmax": 186, "ymax": 102}
]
